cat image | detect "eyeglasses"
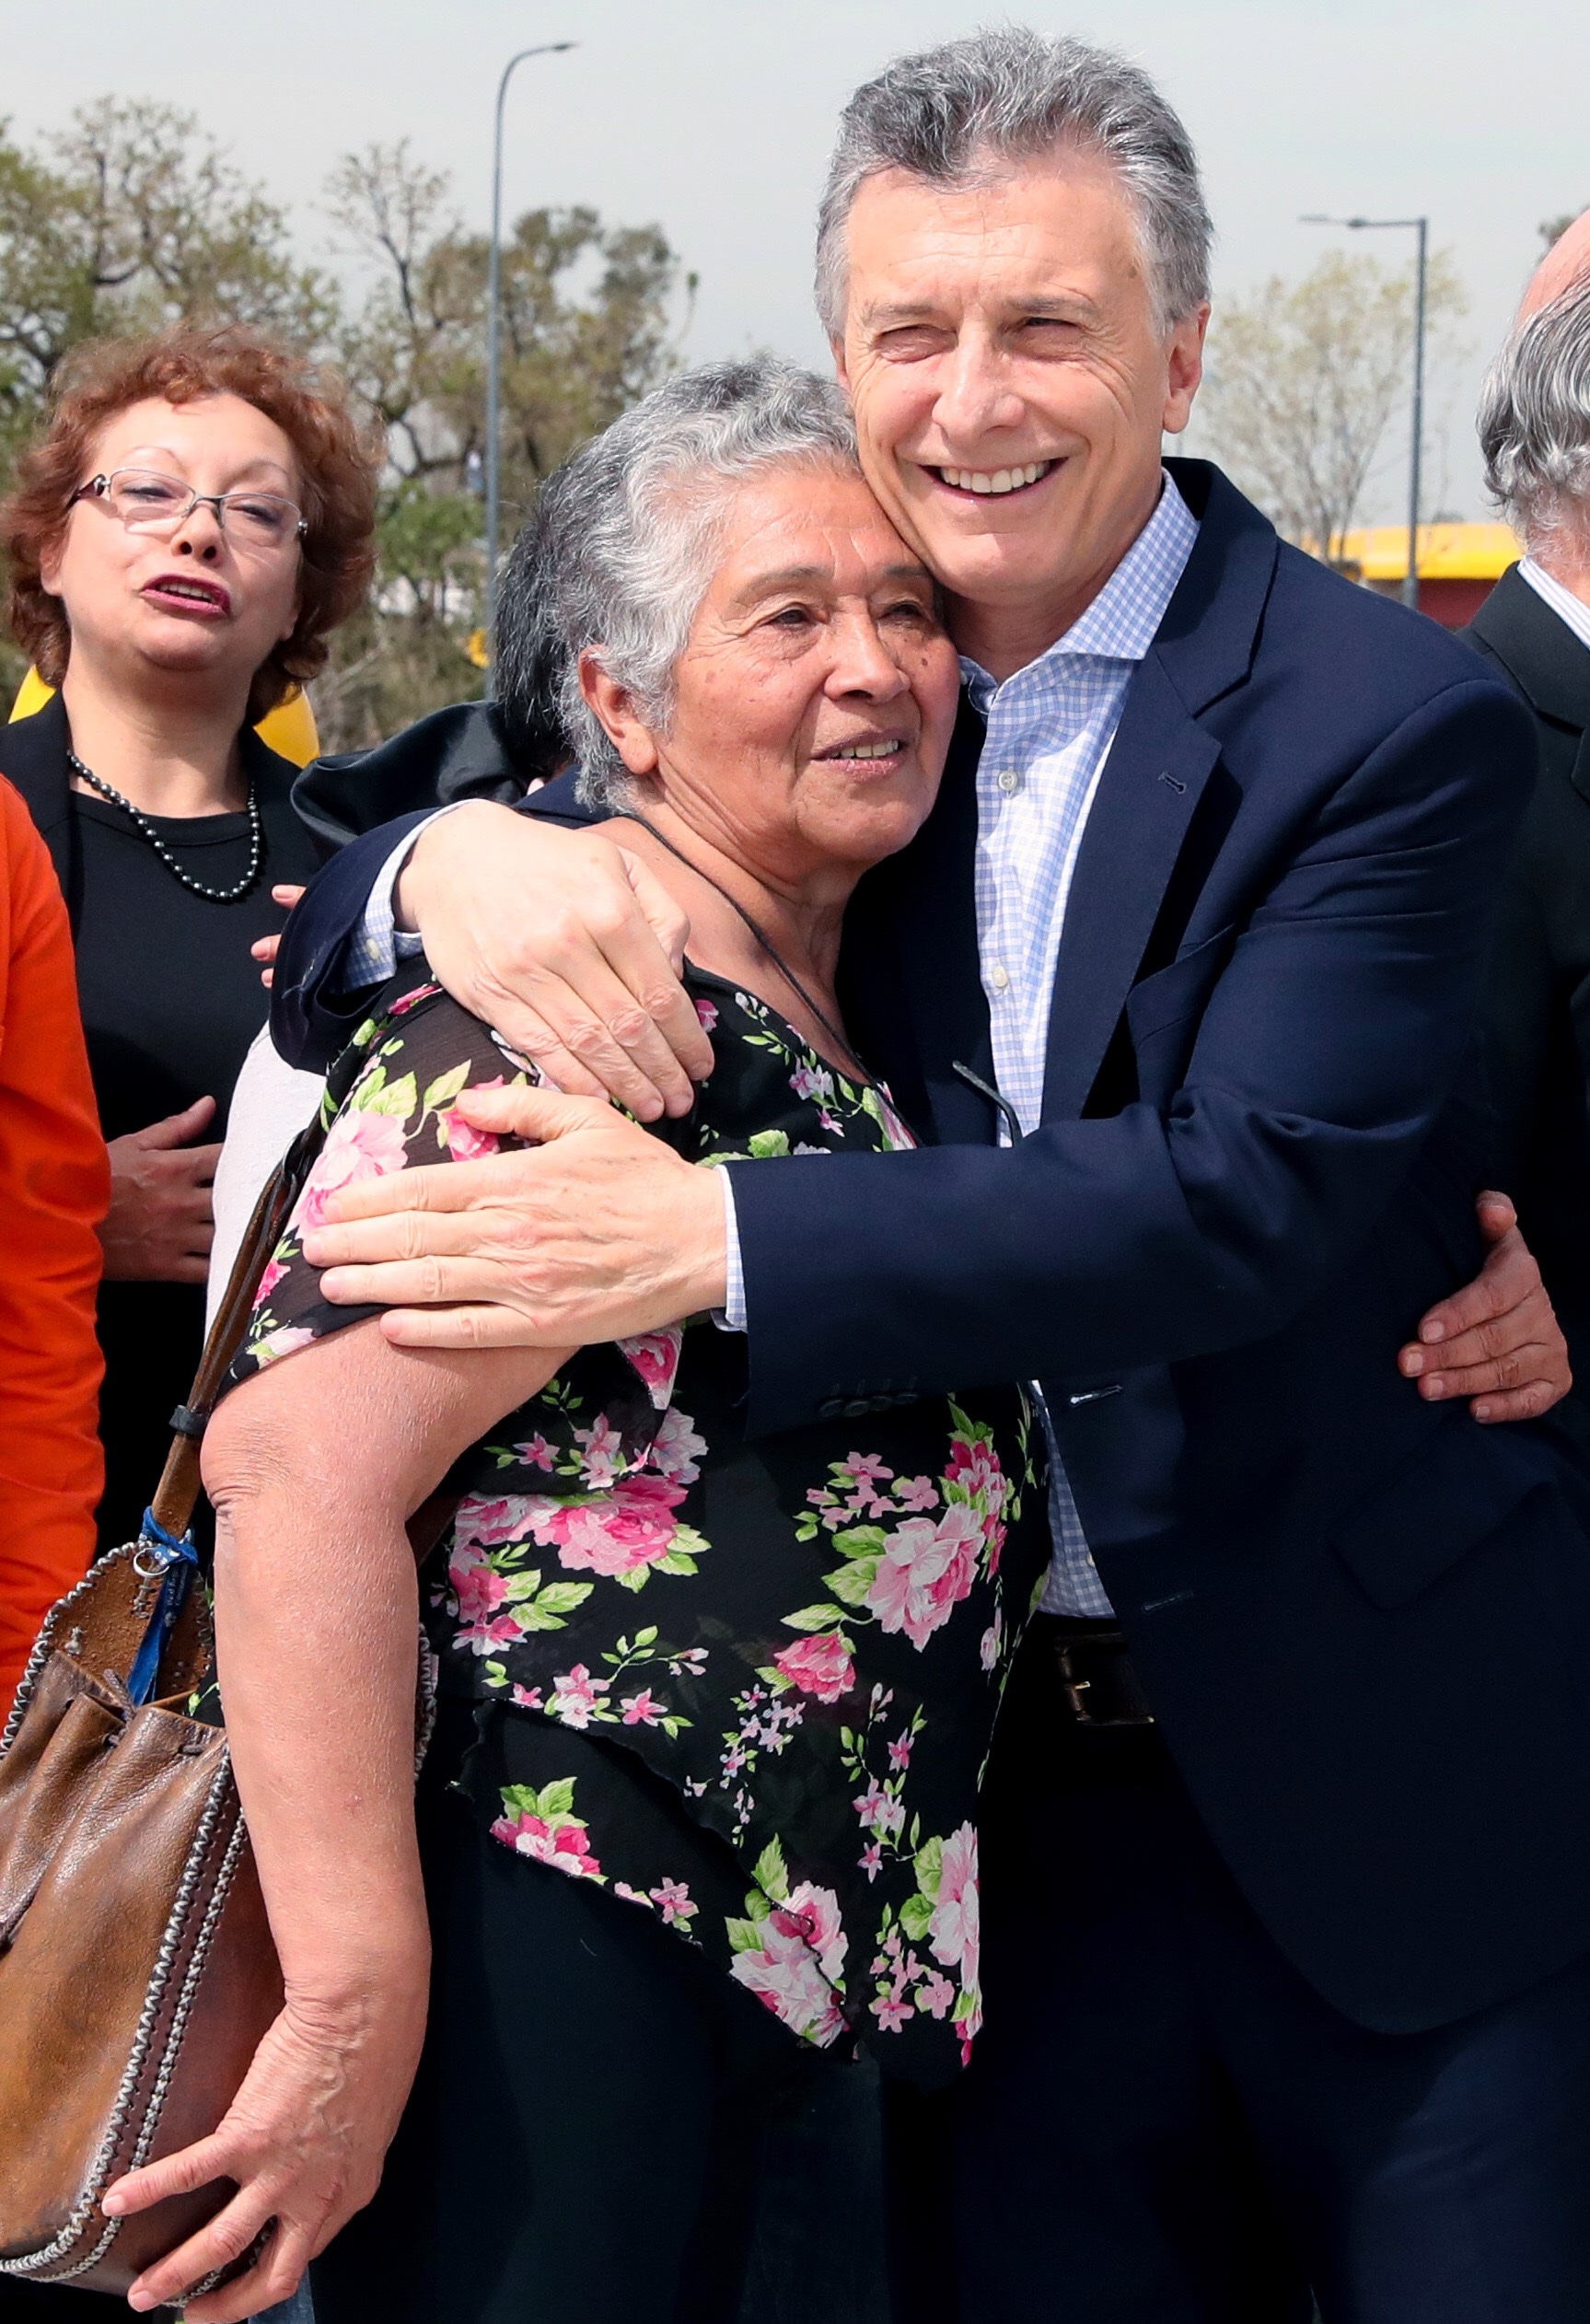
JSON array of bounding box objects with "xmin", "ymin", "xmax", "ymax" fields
[{"xmin": 71, "ymin": 468, "xmax": 308, "ymax": 552}]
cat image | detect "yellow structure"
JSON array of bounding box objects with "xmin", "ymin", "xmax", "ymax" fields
[
  {"xmin": 1336, "ymin": 522, "xmax": 1523, "ymax": 586},
  {"xmin": 6, "ymin": 667, "xmax": 321, "ymax": 767}
]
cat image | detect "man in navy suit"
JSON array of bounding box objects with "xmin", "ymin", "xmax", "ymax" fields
[{"xmin": 270, "ymin": 32, "xmax": 1590, "ymax": 2321}]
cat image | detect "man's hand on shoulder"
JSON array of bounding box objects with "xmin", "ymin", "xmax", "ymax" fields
[
  {"xmin": 1400, "ymin": 1192, "xmax": 1572, "ymax": 1423},
  {"xmin": 395, "ymin": 801, "xmax": 714, "ymax": 1121},
  {"xmin": 298, "ymin": 1082, "xmax": 728, "ymax": 1348}
]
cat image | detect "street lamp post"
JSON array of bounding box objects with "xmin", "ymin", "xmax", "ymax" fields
[
  {"xmin": 485, "ymin": 39, "xmax": 576, "ymax": 680},
  {"xmin": 1301, "ymin": 213, "xmax": 1430, "ymax": 610}
]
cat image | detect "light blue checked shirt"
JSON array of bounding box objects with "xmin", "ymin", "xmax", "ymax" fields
[
  {"xmin": 352, "ymin": 475, "xmax": 1200, "ymax": 1611},
  {"xmin": 955, "ymin": 471, "xmax": 1200, "ymax": 1614}
]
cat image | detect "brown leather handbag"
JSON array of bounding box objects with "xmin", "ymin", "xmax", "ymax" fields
[{"xmin": 0, "ymin": 1137, "xmax": 314, "ymax": 2296}]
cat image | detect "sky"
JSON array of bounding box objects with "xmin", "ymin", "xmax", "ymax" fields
[{"xmin": 5, "ymin": 0, "xmax": 1587, "ymax": 521}]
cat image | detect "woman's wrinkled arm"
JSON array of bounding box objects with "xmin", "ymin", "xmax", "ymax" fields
[{"xmin": 107, "ymin": 1320, "xmax": 571, "ymax": 2321}]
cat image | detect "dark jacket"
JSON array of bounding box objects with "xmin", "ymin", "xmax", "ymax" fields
[
  {"xmin": 1460, "ymin": 564, "xmax": 1590, "ymax": 1434},
  {"xmin": 0, "ymin": 692, "xmax": 312, "ymax": 935},
  {"xmin": 271, "ymin": 463, "xmax": 1590, "ymax": 2044},
  {"xmin": 288, "ymin": 698, "xmax": 528, "ymax": 857}
]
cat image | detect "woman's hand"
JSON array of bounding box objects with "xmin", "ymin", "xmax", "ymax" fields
[
  {"xmin": 99, "ymin": 1095, "xmax": 220, "ymax": 1283},
  {"xmin": 250, "ymin": 883, "xmax": 307, "ymax": 991},
  {"xmin": 105, "ymin": 1969, "xmax": 428, "ymax": 2320},
  {"xmin": 170, "ymin": 1319, "xmax": 566, "ymax": 2319},
  {"xmin": 396, "ymin": 803, "xmax": 714, "ymax": 1120},
  {"xmin": 1401, "ymin": 1191, "xmax": 1572, "ymax": 1422}
]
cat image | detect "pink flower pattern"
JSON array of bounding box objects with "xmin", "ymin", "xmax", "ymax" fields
[
  {"xmin": 772, "ymin": 1632, "xmax": 856, "ymax": 1703},
  {"xmin": 232, "ymin": 970, "xmax": 1042, "ymax": 2088},
  {"xmin": 729, "ymin": 1877, "xmax": 849, "ymax": 2046},
  {"xmin": 865, "ymin": 1504, "xmax": 984, "ymax": 1650},
  {"xmin": 617, "ymin": 1327, "xmax": 683, "ymax": 1410},
  {"xmin": 296, "ymin": 1107, "xmax": 409, "ymax": 1233},
  {"xmin": 436, "ymin": 1077, "xmax": 505, "ymax": 1160},
  {"xmin": 525, "ymin": 1472, "xmax": 689, "ymax": 1578},
  {"xmin": 490, "ymin": 1806, "xmax": 604, "ymax": 1880}
]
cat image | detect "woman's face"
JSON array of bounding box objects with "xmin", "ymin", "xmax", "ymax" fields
[
  {"xmin": 41, "ymin": 393, "xmax": 303, "ymax": 700},
  {"xmin": 603, "ymin": 463, "xmax": 962, "ymax": 894}
]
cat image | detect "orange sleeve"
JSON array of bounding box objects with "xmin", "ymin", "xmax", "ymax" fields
[{"xmin": 0, "ymin": 777, "xmax": 108, "ymax": 1712}]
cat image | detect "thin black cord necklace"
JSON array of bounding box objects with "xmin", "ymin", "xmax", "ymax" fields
[
  {"xmin": 615, "ymin": 808, "xmax": 874, "ymax": 1086},
  {"xmin": 67, "ymin": 749, "xmax": 263, "ymax": 905}
]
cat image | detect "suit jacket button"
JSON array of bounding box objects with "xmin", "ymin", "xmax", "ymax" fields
[
  {"xmin": 843, "ymin": 1399, "xmax": 872, "ymax": 1418},
  {"xmin": 868, "ymin": 1394, "xmax": 893, "ymax": 1413},
  {"xmin": 817, "ymin": 1398, "xmax": 844, "ymax": 1421}
]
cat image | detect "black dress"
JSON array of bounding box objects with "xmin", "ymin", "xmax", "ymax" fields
[{"xmin": 0, "ymin": 695, "xmax": 324, "ymax": 1549}]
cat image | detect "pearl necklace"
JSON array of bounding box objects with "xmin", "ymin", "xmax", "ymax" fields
[{"xmin": 67, "ymin": 749, "xmax": 264, "ymax": 905}]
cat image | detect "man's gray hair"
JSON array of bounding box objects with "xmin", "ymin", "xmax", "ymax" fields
[
  {"xmin": 496, "ymin": 357, "xmax": 859, "ymax": 808},
  {"xmin": 1478, "ymin": 272, "xmax": 1590, "ymax": 553},
  {"xmin": 815, "ymin": 28, "xmax": 1213, "ymax": 341}
]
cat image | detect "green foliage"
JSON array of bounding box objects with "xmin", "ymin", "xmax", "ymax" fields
[
  {"xmin": 0, "ymin": 100, "xmax": 333, "ymax": 435},
  {"xmin": 309, "ymin": 140, "xmax": 690, "ymax": 748},
  {"xmin": 0, "ymin": 108, "xmax": 691, "ymax": 745}
]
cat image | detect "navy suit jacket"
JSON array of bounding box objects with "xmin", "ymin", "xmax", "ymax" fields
[{"xmin": 273, "ymin": 461, "xmax": 1590, "ymax": 2039}]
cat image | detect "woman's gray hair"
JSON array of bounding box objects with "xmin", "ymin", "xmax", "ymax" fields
[
  {"xmin": 1478, "ymin": 272, "xmax": 1590, "ymax": 554},
  {"xmin": 495, "ymin": 356, "xmax": 859, "ymax": 808},
  {"xmin": 815, "ymin": 29, "xmax": 1213, "ymax": 342}
]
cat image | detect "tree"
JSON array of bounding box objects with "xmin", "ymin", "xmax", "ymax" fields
[
  {"xmin": 0, "ymin": 110, "xmax": 692, "ymax": 736},
  {"xmin": 313, "ymin": 142, "xmax": 691, "ymax": 748},
  {"xmin": 327, "ymin": 141, "xmax": 690, "ymax": 503},
  {"xmin": 1540, "ymin": 212, "xmax": 1585, "ymax": 252},
  {"xmin": 1192, "ymin": 248, "xmax": 1466, "ymax": 561},
  {"xmin": 0, "ymin": 99, "xmax": 332, "ymax": 444}
]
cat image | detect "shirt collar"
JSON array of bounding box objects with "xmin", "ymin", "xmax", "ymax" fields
[
  {"xmin": 1519, "ymin": 556, "xmax": 1590, "ymax": 657},
  {"xmin": 959, "ymin": 470, "xmax": 1200, "ymax": 712}
]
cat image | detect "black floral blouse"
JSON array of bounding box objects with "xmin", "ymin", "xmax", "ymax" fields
[{"xmin": 226, "ymin": 966, "xmax": 1048, "ymax": 2090}]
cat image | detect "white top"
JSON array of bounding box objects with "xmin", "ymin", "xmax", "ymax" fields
[{"xmin": 204, "ymin": 1024, "xmax": 324, "ymax": 1336}]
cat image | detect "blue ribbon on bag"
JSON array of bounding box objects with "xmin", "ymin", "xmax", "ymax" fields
[{"xmin": 125, "ymin": 1512, "xmax": 201, "ymax": 1707}]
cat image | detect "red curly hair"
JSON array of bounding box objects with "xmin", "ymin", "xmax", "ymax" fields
[{"xmin": 2, "ymin": 326, "xmax": 381, "ymax": 721}]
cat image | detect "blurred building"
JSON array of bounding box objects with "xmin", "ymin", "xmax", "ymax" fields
[{"xmin": 1336, "ymin": 523, "xmax": 1524, "ymax": 628}]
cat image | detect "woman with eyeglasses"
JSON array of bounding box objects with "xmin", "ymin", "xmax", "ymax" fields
[{"xmin": 0, "ymin": 326, "xmax": 377, "ymax": 1557}]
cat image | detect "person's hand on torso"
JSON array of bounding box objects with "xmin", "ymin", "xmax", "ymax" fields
[
  {"xmin": 250, "ymin": 881, "xmax": 306, "ymax": 988},
  {"xmin": 99, "ymin": 1092, "xmax": 220, "ymax": 1284}
]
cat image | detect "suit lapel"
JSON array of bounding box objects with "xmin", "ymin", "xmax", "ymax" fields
[
  {"xmin": 842, "ymin": 461, "xmax": 1278, "ymax": 1143},
  {"xmin": 1468, "ymin": 564, "xmax": 1590, "ymax": 738},
  {"xmin": 1468, "ymin": 567, "xmax": 1590, "ymax": 808},
  {"xmin": 1040, "ymin": 462, "xmax": 1279, "ymax": 1122},
  {"xmin": 1041, "ymin": 661, "xmax": 1219, "ymax": 1121}
]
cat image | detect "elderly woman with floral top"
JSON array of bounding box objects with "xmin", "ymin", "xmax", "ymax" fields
[{"xmin": 101, "ymin": 360, "xmax": 1050, "ymax": 2324}]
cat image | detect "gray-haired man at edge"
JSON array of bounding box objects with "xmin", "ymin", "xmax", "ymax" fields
[
  {"xmin": 1466, "ymin": 214, "xmax": 1590, "ymax": 1445},
  {"xmin": 274, "ymin": 33, "xmax": 1590, "ymax": 2324}
]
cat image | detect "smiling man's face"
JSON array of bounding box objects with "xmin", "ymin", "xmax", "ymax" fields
[{"xmin": 833, "ymin": 148, "xmax": 1207, "ymax": 679}]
